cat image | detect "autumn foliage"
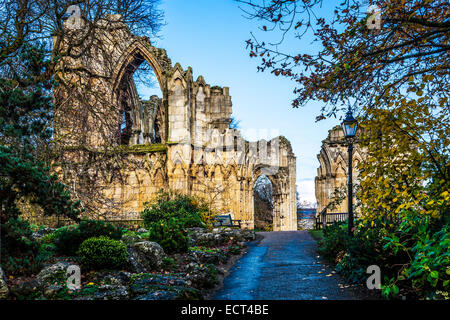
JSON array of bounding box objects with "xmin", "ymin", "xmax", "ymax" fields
[{"xmin": 241, "ymin": 0, "xmax": 449, "ymax": 299}]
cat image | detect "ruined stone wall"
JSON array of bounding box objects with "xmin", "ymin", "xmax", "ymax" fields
[
  {"xmin": 315, "ymin": 126, "xmax": 365, "ymax": 215},
  {"xmin": 53, "ymin": 14, "xmax": 297, "ymax": 231}
]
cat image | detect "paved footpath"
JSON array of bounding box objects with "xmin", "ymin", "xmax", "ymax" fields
[{"xmin": 214, "ymin": 231, "xmax": 375, "ymax": 300}]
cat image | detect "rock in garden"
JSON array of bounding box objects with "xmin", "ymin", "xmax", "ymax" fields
[
  {"xmin": 137, "ymin": 228, "xmax": 148, "ymax": 233},
  {"xmin": 101, "ymin": 271, "xmax": 132, "ymax": 286},
  {"xmin": 130, "ymin": 274, "xmax": 189, "ymax": 294},
  {"xmin": 188, "ymin": 227, "xmax": 254, "ymax": 246},
  {"xmin": 43, "ymin": 284, "xmax": 63, "ymax": 299},
  {"xmin": 121, "ymin": 234, "xmax": 142, "ymax": 244},
  {"xmin": 10, "ymin": 278, "xmax": 44, "ymax": 298},
  {"xmin": 0, "ymin": 267, "xmax": 9, "ymax": 299},
  {"xmin": 93, "ymin": 284, "xmax": 129, "ymax": 300},
  {"xmin": 242, "ymin": 230, "xmax": 256, "ymax": 241},
  {"xmin": 134, "ymin": 290, "xmax": 178, "ymax": 300},
  {"xmin": 127, "ymin": 241, "xmax": 166, "ymax": 272},
  {"xmin": 187, "ymin": 227, "xmax": 204, "ymax": 234},
  {"xmin": 130, "ymin": 274, "xmax": 200, "ymax": 300},
  {"xmin": 187, "ymin": 249, "xmax": 227, "ymax": 265},
  {"xmin": 189, "ymin": 231, "xmax": 217, "ymax": 247},
  {"xmin": 185, "ymin": 263, "xmax": 219, "ymax": 289},
  {"xmin": 37, "ymin": 262, "xmax": 71, "ymax": 284}
]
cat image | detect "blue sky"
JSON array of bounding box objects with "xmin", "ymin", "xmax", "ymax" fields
[{"xmin": 141, "ymin": 0, "xmax": 342, "ymax": 204}]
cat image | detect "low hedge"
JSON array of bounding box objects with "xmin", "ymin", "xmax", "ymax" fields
[
  {"xmin": 54, "ymin": 220, "xmax": 123, "ymax": 255},
  {"xmin": 77, "ymin": 236, "xmax": 128, "ymax": 270}
]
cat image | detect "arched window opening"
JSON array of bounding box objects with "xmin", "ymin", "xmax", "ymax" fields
[
  {"xmin": 253, "ymin": 174, "xmax": 273, "ymax": 231},
  {"xmin": 117, "ymin": 53, "xmax": 163, "ymax": 145}
]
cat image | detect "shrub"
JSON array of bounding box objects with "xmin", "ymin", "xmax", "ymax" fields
[
  {"xmin": 319, "ymin": 220, "xmax": 389, "ymax": 281},
  {"xmin": 228, "ymin": 245, "xmax": 242, "ymax": 255},
  {"xmin": 318, "ymin": 212, "xmax": 450, "ymax": 299},
  {"xmin": 141, "ymin": 191, "xmax": 207, "ymax": 229},
  {"xmin": 0, "ymin": 217, "xmax": 43, "ymax": 275},
  {"xmin": 381, "ymin": 215, "xmax": 450, "ymax": 299},
  {"xmin": 0, "ymin": 44, "xmax": 82, "ymax": 277},
  {"xmin": 148, "ymin": 218, "xmax": 189, "ymax": 254},
  {"xmin": 77, "ymin": 236, "xmax": 128, "ymax": 270},
  {"xmin": 54, "ymin": 220, "xmax": 123, "ymax": 255},
  {"xmin": 406, "ymin": 225, "xmax": 449, "ymax": 296},
  {"xmin": 162, "ymin": 257, "xmax": 176, "ymax": 271},
  {"xmin": 317, "ymin": 222, "xmax": 348, "ymax": 260},
  {"xmin": 78, "ymin": 220, "xmax": 123, "ymax": 239},
  {"xmin": 39, "ymin": 243, "xmax": 56, "ymax": 262},
  {"xmin": 41, "ymin": 232, "xmax": 57, "ymax": 244}
]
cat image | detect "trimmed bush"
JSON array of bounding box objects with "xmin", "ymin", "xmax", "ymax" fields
[
  {"xmin": 54, "ymin": 220, "xmax": 123, "ymax": 255},
  {"xmin": 141, "ymin": 191, "xmax": 207, "ymax": 229},
  {"xmin": 77, "ymin": 236, "xmax": 128, "ymax": 270},
  {"xmin": 148, "ymin": 218, "xmax": 189, "ymax": 254}
]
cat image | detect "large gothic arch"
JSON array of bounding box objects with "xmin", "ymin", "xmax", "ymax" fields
[
  {"xmin": 315, "ymin": 125, "xmax": 365, "ymax": 214},
  {"xmin": 112, "ymin": 41, "xmax": 168, "ymax": 93},
  {"xmin": 53, "ymin": 14, "xmax": 297, "ymax": 230}
]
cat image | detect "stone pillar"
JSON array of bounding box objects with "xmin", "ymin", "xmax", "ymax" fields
[
  {"xmin": 168, "ymin": 67, "xmax": 191, "ymax": 144},
  {"xmin": 194, "ymin": 86, "xmax": 207, "ymax": 146}
]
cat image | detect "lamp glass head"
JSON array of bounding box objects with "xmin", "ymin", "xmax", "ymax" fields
[{"xmin": 341, "ymin": 109, "xmax": 358, "ymax": 138}]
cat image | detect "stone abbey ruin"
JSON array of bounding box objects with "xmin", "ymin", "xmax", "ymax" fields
[
  {"xmin": 315, "ymin": 126, "xmax": 364, "ymax": 215},
  {"xmin": 53, "ymin": 14, "xmax": 297, "ymax": 231}
]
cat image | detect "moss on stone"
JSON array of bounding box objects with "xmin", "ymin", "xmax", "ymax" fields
[{"xmin": 116, "ymin": 143, "xmax": 167, "ymax": 154}]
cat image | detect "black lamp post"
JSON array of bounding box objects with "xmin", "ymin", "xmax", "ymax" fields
[{"xmin": 341, "ymin": 107, "xmax": 358, "ymax": 236}]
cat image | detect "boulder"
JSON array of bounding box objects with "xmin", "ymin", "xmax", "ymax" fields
[
  {"xmin": 130, "ymin": 274, "xmax": 201, "ymax": 300},
  {"xmin": 122, "ymin": 234, "xmax": 142, "ymax": 244},
  {"xmin": 101, "ymin": 271, "xmax": 132, "ymax": 286},
  {"xmin": 137, "ymin": 228, "xmax": 148, "ymax": 233},
  {"xmin": 37, "ymin": 262, "xmax": 71, "ymax": 284},
  {"xmin": 134, "ymin": 290, "xmax": 178, "ymax": 300},
  {"xmin": 10, "ymin": 278, "xmax": 43, "ymax": 298},
  {"xmin": 184, "ymin": 263, "xmax": 219, "ymax": 289},
  {"xmin": 0, "ymin": 267, "xmax": 9, "ymax": 299},
  {"xmin": 43, "ymin": 284, "xmax": 64, "ymax": 299},
  {"xmin": 130, "ymin": 274, "xmax": 189, "ymax": 295},
  {"xmin": 127, "ymin": 241, "xmax": 166, "ymax": 272},
  {"xmin": 93, "ymin": 284, "xmax": 129, "ymax": 300},
  {"xmin": 187, "ymin": 227, "xmax": 204, "ymax": 234},
  {"xmin": 188, "ymin": 229, "xmax": 221, "ymax": 247},
  {"xmin": 188, "ymin": 227, "xmax": 253, "ymax": 247},
  {"xmin": 186, "ymin": 249, "xmax": 227, "ymax": 265},
  {"xmin": 242, "ymin": 229, "xmax": 256, "ymax": 241}
]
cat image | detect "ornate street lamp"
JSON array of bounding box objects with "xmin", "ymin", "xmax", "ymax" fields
[{"xmin": 341, "ymin": 107, "xmax": 358, "ymax": 236}]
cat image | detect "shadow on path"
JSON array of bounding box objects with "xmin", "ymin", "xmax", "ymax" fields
[{"xmin": 214, "ymin": 231, "xmax": 374, "ymax": 300}]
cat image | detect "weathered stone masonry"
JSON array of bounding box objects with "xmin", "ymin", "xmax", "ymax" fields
[
  {"xmin": 53, "ymin": 15, "xmax": 297, "ymax": 231},
  {"xmin": 315, "ymin": 126, "xmax": 364, "ymax": 215}
]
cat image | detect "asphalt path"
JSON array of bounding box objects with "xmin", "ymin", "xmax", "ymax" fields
[{"xmin": 214, "ymin": 231, "xmax": 376, "ymax": 300}]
